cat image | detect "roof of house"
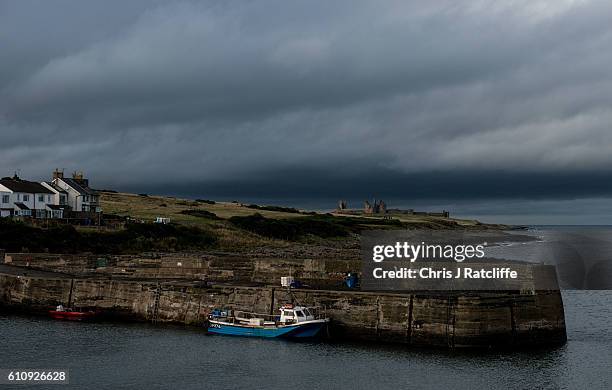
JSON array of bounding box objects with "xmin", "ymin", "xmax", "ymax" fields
[
  {"xmin": 14, "ymin": 202, "xmax": 30, "ymax": 210},
  {"xmin": 0, "ymin": 177, "xmax": 53, "ymax": 194},
  {"xmin": 44, "ymin": 181, "xmax": 68, "ymax": 194},
  {"xmin": 61, "ymin": 178, "xmax": 97, "ymax": 196}
]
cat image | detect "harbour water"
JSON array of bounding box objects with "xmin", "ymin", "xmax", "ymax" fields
[{"xmin": 1, "ymin": 290, "xmax": 611, "ymax": 390}]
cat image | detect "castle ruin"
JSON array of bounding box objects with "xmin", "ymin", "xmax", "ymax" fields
[{"xmin": 364, "ymin": 199, "xmax": 386, "ymax": 214}]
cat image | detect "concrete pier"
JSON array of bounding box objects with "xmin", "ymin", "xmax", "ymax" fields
[{"xmin": 0, "ymin": 263, "xmax": 567, "ymax": 348}]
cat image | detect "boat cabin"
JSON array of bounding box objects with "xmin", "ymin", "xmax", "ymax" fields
[{"xmin": 279, "ymin": 304, "xmax": 315, "ymax": 324}]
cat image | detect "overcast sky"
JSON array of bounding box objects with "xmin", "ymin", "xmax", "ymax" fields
[{"xmin": 2, "ymin": 0, "xmax": 612, "ymax": 221}]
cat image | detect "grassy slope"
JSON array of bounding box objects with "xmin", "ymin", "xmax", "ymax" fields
[
  {"xmin": 100, "ymin": 192, "xmax": 312, "ymax": 251},
  {"xmin": 101, "ymin": 191, "xmax": 500, "ymax": 228},
  {"xmin": 0, "ymin": 192, "xmax": 506, "ymax": 256},
  {"xmin": 101, "ymin": 192, "xmax": 302, "ymax": 227}
]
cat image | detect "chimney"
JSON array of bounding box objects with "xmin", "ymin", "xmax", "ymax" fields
[
  {"xmin": 72, "ymin": 171, "xmax": 88, "ymax": 187},
  {"xmin": 53, "ymin": 168, "xmax": 64, "ymax": 179}
]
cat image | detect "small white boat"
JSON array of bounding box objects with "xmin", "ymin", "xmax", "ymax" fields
[{"xmin": 207, "ymin": 304, "xmax": 329, "ymax": 339}]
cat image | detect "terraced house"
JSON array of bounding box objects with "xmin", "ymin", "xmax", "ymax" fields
[
  {"xmin": 40, "ymin": 181, "xmax": 71, "ymax": 218},
  {"xmin": 0, "ymin": 174, "xmax": 55, "ymax": 218},
  {"xmin": 0, "ymin": 170, "xmax": 101, "ymax": 219},
  {"xmin": 51, "ymin": 170, "xmax": 101, "ymax": 212}
]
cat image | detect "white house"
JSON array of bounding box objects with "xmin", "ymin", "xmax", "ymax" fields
[
  {"xmin": 51, "ymin": 171, "xmax": 101, "ymax": 213},
  {"xmin": 41, "ymin": 182, "xmax": 68, "ymax": 206},
  {"xmin": 0, "ymin": 189, "xmax": 11, "ymax": 218},
  {"xmin": 40, "ymin": 182, "xmax": 70, "ymax": 219},
  {"xmin": 0, "ymin": 175, "xmax": 55, "ymax": 218}
]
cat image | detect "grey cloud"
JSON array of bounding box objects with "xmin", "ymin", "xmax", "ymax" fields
[{"xmin": 2, "ymin": 0, "xmax": 612, "ymax": 202}]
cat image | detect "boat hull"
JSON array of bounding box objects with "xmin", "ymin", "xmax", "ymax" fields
[
  {"xmin": 207, "ymin": 320, "xmax": 327, "ymax": 339},
  {"xmin": 48, "ymin": 311, "xmax": 96, "ymax": 321}
]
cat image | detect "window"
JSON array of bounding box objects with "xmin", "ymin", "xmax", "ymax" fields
[
  {"xmin": 23, "ymin": 194, "xmax": 29, "ymax": 202},
  {"xmin": 296, "ymin": 311, "xmax": 304, "ymax": 317},
  {"xmin": 284, "ymin": 311, "xmax": 294, "ymax": 318},
  {"xmin": 38, "ymin": 195, "xmax": 44, "ymax": 202},
  {"xmin": 47, "ymin": 195, "xmax": 51, "ymax": 202},
  {"xmin": 60, "ymin": 195, "xmax": 66, "ymax": 205},
  {"xmin": 1, "ymin": 195, "xmax": 8, "ymax": 204}
]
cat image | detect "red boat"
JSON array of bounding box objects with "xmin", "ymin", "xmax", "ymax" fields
[{"xmin": 48, "ymin": 305, "xmax": 97, "ymax": 321}]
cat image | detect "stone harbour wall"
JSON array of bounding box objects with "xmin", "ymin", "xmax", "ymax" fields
[{"xmin": 0, "ymin": 270, "xmax": 567, "ymax": 349}]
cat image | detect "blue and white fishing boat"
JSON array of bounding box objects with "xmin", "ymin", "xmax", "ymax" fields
[{"xmin": 207, "ymin": 304, "xmax": 329, "ymax": 339}]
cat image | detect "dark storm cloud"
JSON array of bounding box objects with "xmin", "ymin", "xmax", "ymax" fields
[
  {"xmin": 132, "ymin": 169, "xmax": 612, "ymax": 201},
  {"xmin": 2, "ymin": 0, "xmax": 612, "ymax": 200}
]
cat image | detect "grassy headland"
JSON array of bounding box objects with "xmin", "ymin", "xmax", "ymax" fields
[
  {"xmin": 0, "ymin": 191, "xmax": 508, "ymax": 255},
  {"xmin": 100, "ymin": 191, "xmax": 499, "ymax": 230},
  {"xmin": 99, "ymin": 192, "xmax": 508, "ymax": 252}
]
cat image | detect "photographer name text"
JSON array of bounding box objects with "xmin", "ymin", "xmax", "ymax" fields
[{"xmin": 372, "ymin": 267, "xmax": 518, "ymax": 279}]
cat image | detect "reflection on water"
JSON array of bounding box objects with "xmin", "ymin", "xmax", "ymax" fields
[{"xmin": 1, "ymin": 291, "xmax": 611, "ymax": 390}]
